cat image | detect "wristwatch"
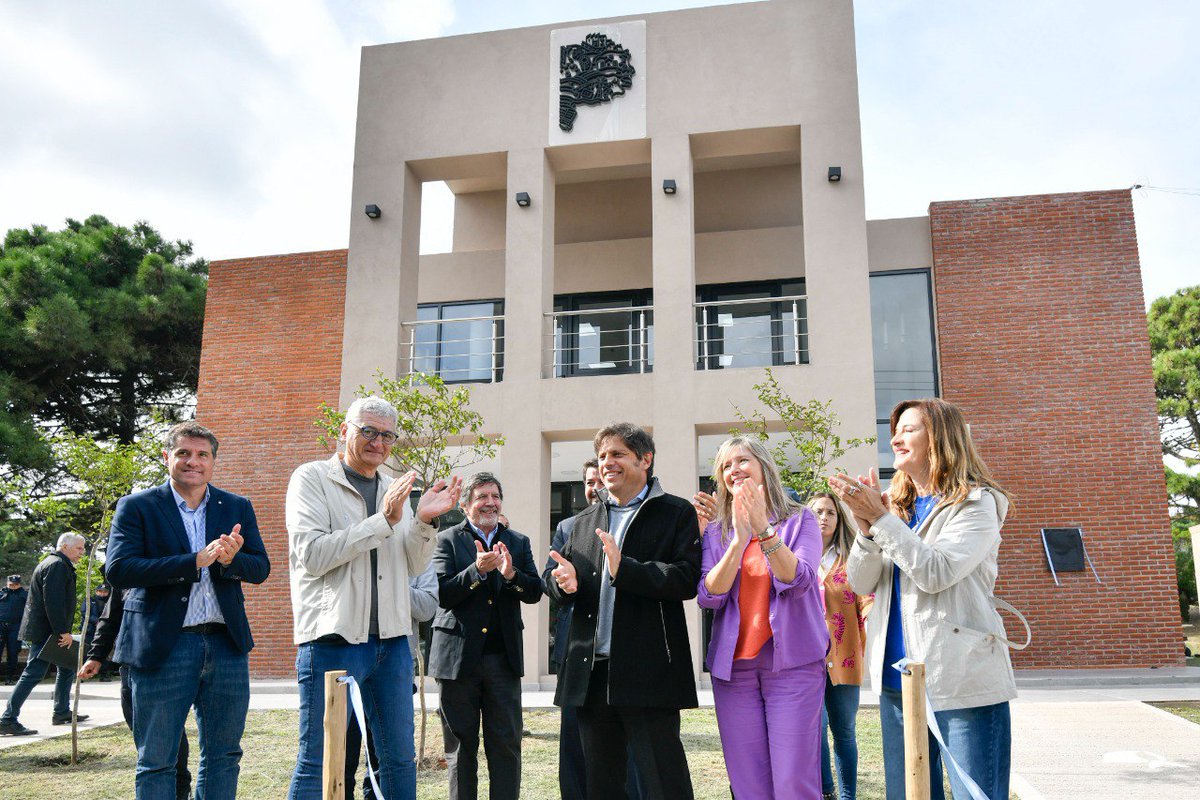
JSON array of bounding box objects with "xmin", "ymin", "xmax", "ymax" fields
[{"xmin": 755, "ymin": 524, "xmax": 776, "ymax": 542}]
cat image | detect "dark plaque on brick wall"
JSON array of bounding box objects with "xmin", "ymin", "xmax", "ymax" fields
[{"xmin": 559, "ymin": 33, "xmax": 635, "ymax": 132}]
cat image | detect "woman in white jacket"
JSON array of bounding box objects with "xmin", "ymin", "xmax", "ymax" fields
[{"xmin": 832, "ymin": 398, "xmax": 1028, "ymax": 800}]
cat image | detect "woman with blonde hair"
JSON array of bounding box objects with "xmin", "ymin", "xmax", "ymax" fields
[
  {"xmin": 808, "ymin": 491, "xmax": 872, "ymax": 800},
  {"xmin": 832, "ymin": 398, "xmax": 1029, "ymax": 800},
  {"xmin": 693, "ymin": 436, "xmax": 828, "ymax": 799}
]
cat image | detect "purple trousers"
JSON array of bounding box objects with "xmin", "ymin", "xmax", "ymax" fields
[{"xmin": 712, "ymin": 640, "xmax": 826, "ymax": 800}]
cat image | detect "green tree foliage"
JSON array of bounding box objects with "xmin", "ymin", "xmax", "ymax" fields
[
  {"xmin": 0, "ymin": 214, "xmax": 207, "ymax": 473},
  {"xmin": 316, "ymin": 370, "xmax": 503, "ymax": 490},
  {"xmin": 732, "ymin": 368, "xmax": 875, "ymax": 501},
  {"xmin": 1148, "ymin": 285, "xmax": 1200, "ymax": 616}
]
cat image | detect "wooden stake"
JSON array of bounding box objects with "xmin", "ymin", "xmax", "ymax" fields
[
  {"xmin": 902, "ymin": 661, "xmax": 931, "ymax": 800},
  {"xmin": 323, "ymin": 670, "xmax": 348, "ymax": 800}
]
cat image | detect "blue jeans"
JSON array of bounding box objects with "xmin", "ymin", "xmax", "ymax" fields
[
  {"xmin": 289, "ymin": 635, "xmax": 416, "ymax": 800},
  {"xmin": 128, "ymin": 630, "xmax": 249, "ymax": 800},
  {"xmin": 820, "ymin": 679, "xmax": 860, "ymax": 799},
  {"xmin": 2, "ymin": 640, "xmax": 72, "ymax": 722},
  {"xmin": 880, "ymin": 688, "xmax": 1011, "ymax": 800}
]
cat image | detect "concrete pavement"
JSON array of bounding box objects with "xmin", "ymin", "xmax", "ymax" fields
[{"xmin": 3, "ymin": 668, "xmax": 1200, "ymax": 798}]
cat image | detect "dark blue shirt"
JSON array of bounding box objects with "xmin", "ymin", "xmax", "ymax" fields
[{"xmin": 881, "ymin": 494, "xmax": 939, "ymax": 691}]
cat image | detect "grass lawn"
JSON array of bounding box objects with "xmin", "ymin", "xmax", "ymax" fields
[
  {"xmin": 1150, "ymin": 700, "xmax": 1200, "ymax": 726},
  {"xmin": 0, "ymin": 706, "xmax": 951, "ymax": 799}
]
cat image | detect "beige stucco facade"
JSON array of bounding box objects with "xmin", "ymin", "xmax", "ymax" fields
[{"xmin": 339, "ymin": 0, "xmax": 908, "ymax": 686}]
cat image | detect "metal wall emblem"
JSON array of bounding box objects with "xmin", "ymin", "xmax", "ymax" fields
[{"xmin": 558, "ymin": 33, "xmax": 635, "ymax": 132}]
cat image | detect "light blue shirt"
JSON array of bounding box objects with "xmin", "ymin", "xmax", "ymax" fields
[
  {"xmin": 594, "ymin": 482, "xmax": 650, "ymax": 658},
  {"xmin": 467, "ymin": 519, "xmax": 500, "ymax": 549},
  {"xmin": 171, "ymin": 485, "xmax": 225, "ymax": 627}
]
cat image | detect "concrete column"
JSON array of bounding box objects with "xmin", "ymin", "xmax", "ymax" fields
[
  {"xmin": 340, "ymin": 164, "xmax": 422, "ymax": 405},
  {"xmin": 797, "ymin": 123, "xmax": 877, "ymax": 474},
  {"xmin": 650, "ymin": 134, "xmax": 703, "ymax": 677},
  {"xmin": 500, "ymin": 149, "xmax": 555, "ymax": 684}
]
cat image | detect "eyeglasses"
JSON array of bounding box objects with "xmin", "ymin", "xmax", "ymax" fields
[{"xmin": 348, "ymin": 421, "xmax": 399, "ymax": 445}]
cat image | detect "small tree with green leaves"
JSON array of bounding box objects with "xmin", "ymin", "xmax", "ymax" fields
[
  {"xmin": 13, "ymin": 428, "xmax": 165, "ymax": 762},
  {"xmin": 315, "ymin": 370, "xmax": 502, "ymax": 767},
  {"xmin": 732, "ymin": 368, "xmax": 875, "ymax": 501}
]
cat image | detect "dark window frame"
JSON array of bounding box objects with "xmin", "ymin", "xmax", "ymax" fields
[
  {"xmin": 552, "ymin": 288, "xmax": 654, "ymax": 378},
  {"xmin": 695, "ymin": 278, "xmax": 809, "ymax": 371},
  {"xmin": 868, "ymin": 268, "xmax": 940, "ymax": 479},
  {"xmin": 414, "ymin": 298, "xmax": 505, "ymax": 384}
]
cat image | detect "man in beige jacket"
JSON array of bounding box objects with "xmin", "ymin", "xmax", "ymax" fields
[{"xmin": 285, "ymin": 396, "xmax": 461, "ymax": 800}]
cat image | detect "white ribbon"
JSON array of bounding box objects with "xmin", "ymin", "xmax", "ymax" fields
[
  {"xmin": 339, "ymin": 675, "xmax": 386, "ymax": 800},
  {"xmin": 893, "ymin": 658, "xmax": 991, "ymax": 800}
]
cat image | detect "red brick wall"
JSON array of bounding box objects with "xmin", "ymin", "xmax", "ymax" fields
[
  {"xmin": 196, "ymin": 249, "xmax": 348, "ymax": 677},
  {"xmin": 929, "ymin": 190, "xmax": 1182, "ymax": 668}
]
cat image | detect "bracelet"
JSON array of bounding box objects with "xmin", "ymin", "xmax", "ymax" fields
[{"xmin": 761, "ymin": 538, "xmax": 785, "ymax": 557}]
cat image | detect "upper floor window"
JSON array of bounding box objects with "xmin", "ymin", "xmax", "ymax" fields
[
  {"xmin": 551, "ymin": 290, "xmax": 654, "ymax": 377},
  {"xmin": 413, "ymin": 299, "xmax": 504, "ymax": 383},
  {"xmin": 696, "ymin": 279, "xmax": 808, "ymax": 371}
]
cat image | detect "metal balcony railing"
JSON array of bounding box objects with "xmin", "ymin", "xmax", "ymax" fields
[
  {"xmin": 401, "ymin": 313, "xmax": 504, "ymax": 383},
  {"xmin": 545, "ymin": 305, "xmax": 654, "ymax": 377},
  {"xmin": 694, "ymin": 294, "xmax": 808, "ymax": 370}
]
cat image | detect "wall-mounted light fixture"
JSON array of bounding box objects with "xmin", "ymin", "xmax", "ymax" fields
[
  {"xmin": 663, "ymin": 179, "xmax": 677, "ymax": 195},
  {"xmin": 364, "ymin": 204, "xmax": 382, "ymax": 218},
  {"xmin": 827, "ymin": 167, "xmax": 842, "ymax": 183},
  {"xmin": 515, "ymin": 192, "xmax": 531, "ymax": 208}
]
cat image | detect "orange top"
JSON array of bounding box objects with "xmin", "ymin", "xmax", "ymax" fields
[{"xmin": 734, "ymin": 540, "xmax": 772, "ymax": 660}]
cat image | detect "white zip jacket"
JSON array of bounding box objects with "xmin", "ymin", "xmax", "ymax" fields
[
  {"xmin": 846, "ymin": 486, "xmax": 1030, "ymax": 712},
  {"xmin": 286, "ymin": 455, "xmax": 438, "ymax": 645}
]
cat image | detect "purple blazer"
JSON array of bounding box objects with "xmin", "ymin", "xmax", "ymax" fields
[{"xmin": 697, "ymin": 507, "xmax": 829, "ymax": 681}]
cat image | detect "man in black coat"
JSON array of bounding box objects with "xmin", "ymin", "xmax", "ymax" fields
[
  {"xmin": 546, "ymin": 423, "xmax": 701, "ymax": 800},
  {"xmin": 429, "ymin": 472, "xmax": 543, "ymax": 800},
  {"xmin": 79, "ymin": 587, "xmax": 193, "ymax": 800},
  {"xmin": 0, "ymin": 534, "xmax": 88, "ymax": 735},
  {"xmin": 0, "ymin": 574, "xmax": 28, "ymax": 684}
]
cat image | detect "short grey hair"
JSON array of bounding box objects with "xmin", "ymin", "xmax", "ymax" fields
[
  {"xmin": 461, "ymin": 472, "xmax": 503, "ymax": 505},
  {"xmin": 346, "ymin": 396, "xmax": 398, "ymax": 427},
  {"xmin": 57, "ymin": 533, "xmax": 85, "ymax": 549}
]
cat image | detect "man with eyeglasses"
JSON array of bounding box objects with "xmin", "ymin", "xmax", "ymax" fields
[{"xmin": 285, "ymin": 395, "xmax": 462, "ymax": 800}]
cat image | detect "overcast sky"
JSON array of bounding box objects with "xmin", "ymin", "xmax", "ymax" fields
[{"xmin": 1, "ymin": 0, "xmax": 1195, "ymax": 303}]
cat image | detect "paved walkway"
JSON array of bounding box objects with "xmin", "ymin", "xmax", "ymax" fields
[{"xmin": 3, "ymin": 668, "xmax": 1200, "ymax": 798}]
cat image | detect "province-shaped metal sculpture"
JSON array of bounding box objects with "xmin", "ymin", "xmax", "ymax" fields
[{"xmin": 559, "ymin": 33, "xmax": 635, "ymax": 132}]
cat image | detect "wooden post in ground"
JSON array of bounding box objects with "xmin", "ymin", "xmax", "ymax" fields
[
  {"xmin": 323, "ymin": 670, "xmax": 348, "ymax": 800},
  {"xmin": 902, "ymin": 661, "xmax": 931, "ymax": 800}
]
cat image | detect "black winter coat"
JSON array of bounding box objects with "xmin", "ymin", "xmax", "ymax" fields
[
  {"xmin": 546, "ymin": 479, "xmax": 701, "ymax": 709},
  {"xmin": 19, "ymin": 551, "xmax": 76, "ymax": 644},
  {"xmin": 0, "ymin": 586, "xmax": 28, "ymax": 625}
]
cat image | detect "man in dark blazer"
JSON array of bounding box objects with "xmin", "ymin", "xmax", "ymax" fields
[
  {"xmin": 546, "ymin": 423, "xmax": 701, "ymax": 800},
  {"xmin": 0, "ymin": 574, "xmax": 28, "ymax": 685},
  {"xmin": 430, "ymin": 472, "xmax": 543, "ymax": 800},
  {"xmin": 106, "ymin": 421, "xmax": 270, "ymax": 800},
  {"xmin": 0, "ymin": 534, "xmax": 87, "ymax": 735}
]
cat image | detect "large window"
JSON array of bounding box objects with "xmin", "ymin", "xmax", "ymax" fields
[
  {"xmin": 696, "ymin": 279, "xmax": 808, "ymax": 370},
  {"xmin": 413, "ymin": 300, "xmax": 504, "ymax": 383},
  {"xmin": 552, "ymin": 290, "xmax": 654, "ymax": 377},
  {"xmin": 869, "ymin": 270, "xmax": 939, "ymax": 474}
]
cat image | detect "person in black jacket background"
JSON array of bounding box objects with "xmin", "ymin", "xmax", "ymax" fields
[
  {"xmin": 545, "ymin": 423, "xmax": 701, "ymax": 800},
  {"xmin": 79, "ymin": 587, "xmax": 192, "ymax": 800},
  {"xmin": 0, "ymin": 575, "xmax": 28, "ymax": 684},
  {"xmin": 0, "ymin": 534, "xmax": 88, "ymax": 736}
]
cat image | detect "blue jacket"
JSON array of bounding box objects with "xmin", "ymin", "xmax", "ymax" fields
[{"xmin": 106, "ymin": 482, "xmax": 270, "ymax": 669}]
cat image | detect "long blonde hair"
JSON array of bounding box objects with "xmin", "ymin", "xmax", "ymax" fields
[
  {"xmin": 710, "ymin": 437, "xmax": 803, "ymax": 543},
  {"xmin": 807, "ymin": 491, "xmax": 855, "ymax": 566},
  {"xmin": 888, "ymin": 398, "xmax": 1010, "ymax": 520}
]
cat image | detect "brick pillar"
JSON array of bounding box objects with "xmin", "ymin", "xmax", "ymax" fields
[
  {"xmin": 196, "ymin": 249, "xmax": 348, "ymax": 677},
  {"xmin": 929, "ymin": 190, "xmax": 1182, "ymax": 668}
]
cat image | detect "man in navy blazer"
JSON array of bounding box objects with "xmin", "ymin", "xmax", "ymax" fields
[{"xmin": 106, "ymin": 421, "xmax": 270, "ymax": 800}]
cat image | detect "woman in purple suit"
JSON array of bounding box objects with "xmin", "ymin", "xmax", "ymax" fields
[{"xmin": 693, "ymin": 436, "xmax": 829, "ymax": 799}]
